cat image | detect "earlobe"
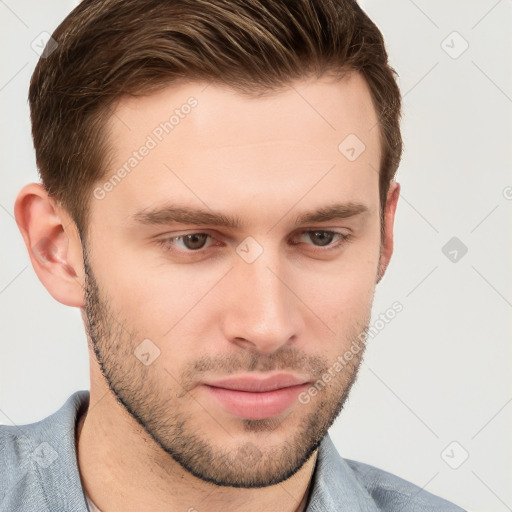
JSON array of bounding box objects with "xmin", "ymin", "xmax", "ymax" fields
[
  {"xmin": 14, "ymin": 183, "xmax": 86, "ymax": 307},
  {"xmin": 376, "ymin": 181, "xmax": 400, "ymax": 284}
]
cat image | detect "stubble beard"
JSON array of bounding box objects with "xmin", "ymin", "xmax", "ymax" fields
[{"xmin": 82, "ymin": 249, "xmax": 372, "ymax": 488}]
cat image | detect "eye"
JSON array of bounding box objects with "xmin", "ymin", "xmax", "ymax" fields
[
  {"xmin": 157, "ymin": 229, "xmax": 350, "ymax": 257},
  {"xmin": 161, "ymin": 233, "xmax": 212, "ymax": 251},
  {"xmin": 292, "ymin": 230, "xmax": 350, "ymax": 249}
]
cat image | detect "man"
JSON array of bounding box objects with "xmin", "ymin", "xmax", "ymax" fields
[{"xmin": 1, "ymin": 0, "xmax": 466, "ymax": 511}]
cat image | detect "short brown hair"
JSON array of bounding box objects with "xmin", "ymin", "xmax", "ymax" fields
[{"xmin": 29, "ymin": 0, "xmax": 402, "ymax": 239}]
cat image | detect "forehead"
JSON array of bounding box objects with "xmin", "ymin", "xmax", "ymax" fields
[{"xmin": 95, "ymin": 74, "xmax": 381, "ymax": 228}]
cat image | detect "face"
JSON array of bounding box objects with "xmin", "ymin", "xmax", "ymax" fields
[{"xmin": 82, "ymin": 73, "xmax": 388, "ymax": 488}]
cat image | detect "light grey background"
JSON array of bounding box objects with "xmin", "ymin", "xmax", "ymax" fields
[{"xmin": 1, "ymin": 1, "xmax": 511, "ymax": 511}]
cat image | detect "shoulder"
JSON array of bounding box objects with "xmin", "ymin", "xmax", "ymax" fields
[
  {"xmin": 310, "ymin": 434, "xmax": 467, "ymax": 512},
  {"xmin": 345, "ymin": 458, "xmax": 467, "ymax": 511},
  {"xmin": 0, "ymin": 391, "xmax": 90, "ymax": 512}
]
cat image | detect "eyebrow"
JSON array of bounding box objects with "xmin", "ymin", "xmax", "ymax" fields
[{"xmin": 130, "ymin": 202, "xmax": 369, "ymax": 229}]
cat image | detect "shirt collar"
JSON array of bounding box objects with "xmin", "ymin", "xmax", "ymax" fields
[{"xmin": 306, "ymin": 433, "xmax": 380, "ymax": 512}]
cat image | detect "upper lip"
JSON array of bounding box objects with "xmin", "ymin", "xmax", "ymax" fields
[{"xmin": 202, "ymin": 373, "xmax": 310, "ymax": 392}]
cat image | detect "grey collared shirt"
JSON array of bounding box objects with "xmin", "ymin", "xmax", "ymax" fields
[{"xmin": 1, "ymin": 391, "xmax": 466, "ymax": 511}]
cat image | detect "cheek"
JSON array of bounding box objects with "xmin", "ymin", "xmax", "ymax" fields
[
  {"xmin": 92, "ymin": 243, "xmax": 227, "ymax": 338},
  {"xmin": 299, "ymin": 243, "xmax": 379, "ymax": 330},
  {"xmin": 304, "ymin": 270, "xmax": 374, "ymax": 329}
]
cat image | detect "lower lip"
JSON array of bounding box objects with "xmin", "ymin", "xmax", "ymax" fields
[{"xmin": 202, "ymin": 384, "xmax": 309, "ymax": 420}]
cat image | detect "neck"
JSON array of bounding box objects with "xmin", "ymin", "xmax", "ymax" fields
[{"xmin": 76, "ymin": 387, "xmax": 317, "ymax": 512}]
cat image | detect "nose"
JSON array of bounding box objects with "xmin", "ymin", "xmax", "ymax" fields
[{"xmin": 220, "ymin": 249, "xmax": 304, "ymax": 355}]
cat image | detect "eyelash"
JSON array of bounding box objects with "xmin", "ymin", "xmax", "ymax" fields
[{"xmin": 156, "ymin": 230, "xmax": 351, "ymax": 255}]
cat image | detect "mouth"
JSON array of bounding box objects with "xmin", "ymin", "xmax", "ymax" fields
[{"xmin": 200, "ymin": 373, "xmax": 311, "ymax": 419}]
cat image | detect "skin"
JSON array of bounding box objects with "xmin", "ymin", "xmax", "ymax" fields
[{"xmin": 15, "ymin": 72, "xmax": 400, "ymax": 512}]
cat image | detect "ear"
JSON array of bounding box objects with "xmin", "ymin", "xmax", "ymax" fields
[
  {"xmin": 376, "ymin": 181, "xmax": 400, "ymax": 284},
  {"xmin": 14, "ymin": 182, "xmax": 86, "ymax": 307}
]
